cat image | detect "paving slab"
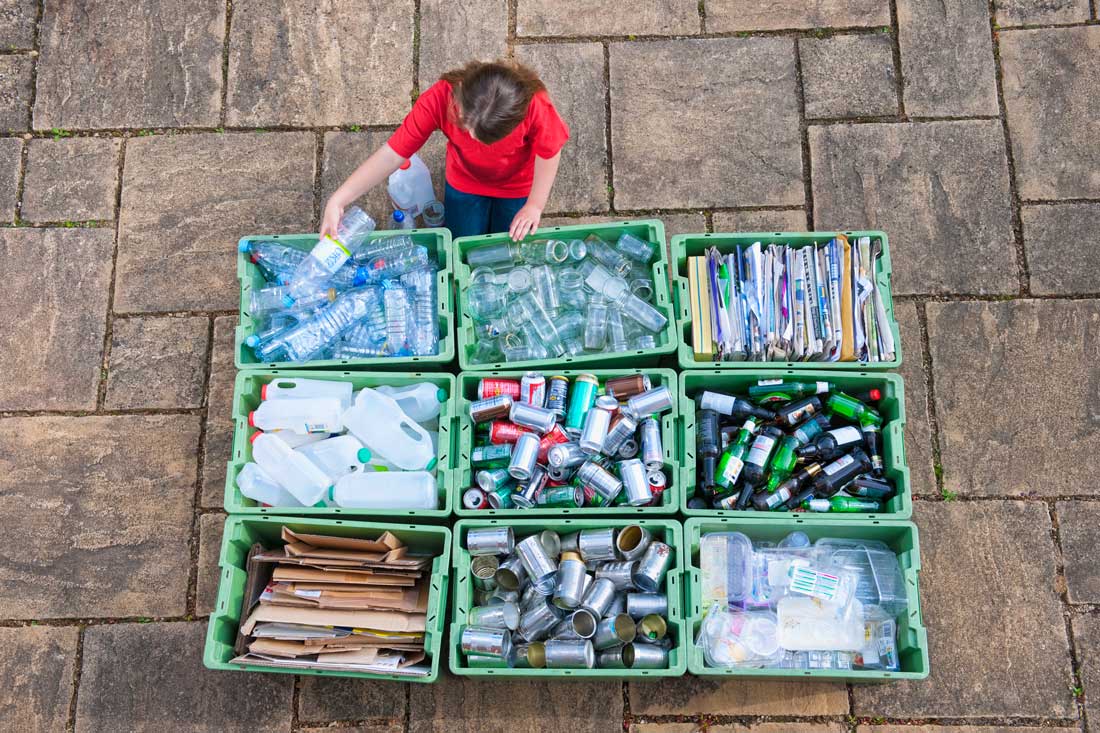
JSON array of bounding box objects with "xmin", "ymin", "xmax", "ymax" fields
[
  {"xmin": 0, "ymin": 54, "xmax": 33, "ymax": 132},
  {"xmin": 104, "ymin": 315, "xmax": 210, "ymax": 409},
  {"xmin": 629, "ymin": 678, "xmax": 848, "ymax": 716},
  {"xmin": 302, "ymin": 726, "xmax": 403, "ymax": 733},
  {"xmin": 712, "ymin": 209, "xmax": 807, "ymax": 233},
  {"xmin": 631, "ymin": 724, "xmax": 702, "ymax": 733},
  {"xmin": 995, "ymin": 0, "xmax": 1091, "ymax": 25},
  {"xmin": 323, "ymin": 129, "xmax": 400, "ymax": 227},
  {"xmin": 895, "ymin": 302, "xmax": 936, "ymax": 496},
  {"xmin": 999, "ymin": 27, "xmax": 1100, "ymax": 200},
  {"xmin": 76, "ymin": 621, "xmax": 292, "ymax": 733},
  {"xmin": 22, "ymin": 137, "xmax": 120, "ymax": 222},
  {"xmin": 0, "ymin": 227, "xmax": 113, "ymax": 411},
  {"xmin": 928, "ymin": 299, "xmax": 1100, "ymax": 497},
  {"xmin": 610, "ymin": 38, "xmax": 803, "ymax": 210},
  {"xmin": 810, "ymin": 120, "xmax": 1017, "ymax": 295},
  {"xmin": 201, "ymin": 316, "xmax": 237, "ymax": 508},
  {"xmin": 542, "ymin": 212, "xmax": 706, "ymax": 239},
  {"xmin": 0, "ymin": 626, "xmax": 79, "ymax": 733},
  {"xmin": 0, "ymin": 415, "xmax": 199, "ymax": 618},
  {"xmin": 853, "ymin": 500, "xmax": 1074, "ymax": 718},
  {"xmin": 705, "ymin": 0, "xmax": 889, "ymax": 30},
  {"xmin": 715, "ymin": 726, "xmax": 847, "ymax": 733},
  {"xmin": 116, "ymin": 132, "xmax": 315, "ymax": 313},
  {"xmin": 195, "ymin": 512, "xmax": 225, "ymax": 617},
  {"xmin": 800, "ymin": 34, "xmax": 898, "ymax": 119},
  {"xmin": 516, "ymin": 42, "xmax": 609, "ymax": 214},
  {"xmin": 1055, "ymin": 501, "xmax": 1100, "ymax": 604},
  {"xmin": 1023, "ymin": 203, "xmax": 1100, "ymax": 295},
  {"xmin": 227, "ymin": 0, "xmax": 414, "ymax": 127},
  {"xmin": 0, "ymin": 0, "xmax": 37, "ymax": 49},
  {"xmin": 34, "ymin": 0, "xmax": 223, "ymax": 129},
  {"xmin": 859, "ymin": 727, "xmax": 1077, "ymax": 733},
  {"xmin": 419, "ymin": 0, "xmax": 508, "ymax": 86},
  {"xmin": 298, "ymin": 677, "xmax": 407, "ymax": 722},
  {"xmin": 1072, "ymin": 614, "xmax": 1100, "ymax": 724},
  {"xmin": 897, "ymin": 0, "xmax": 999, "ymax": 117},
  {"xmin": 517, "ymin": 0, "xmax": 700, "ymax": 36},
  {"xmin": 409, "ymin": 674, "xmax": 623, "ymax": 733},
  {"xmin": 0, "ymin": 136, "xmax": 19, "ymax": 222}
]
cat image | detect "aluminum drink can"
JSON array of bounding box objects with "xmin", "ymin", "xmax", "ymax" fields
[
  {"xmin": 469, "ymin": 395, "xmax": 512, "ymax": 423},
  {"xmin": 520, "ymin": 372, "xmax": 546, "ymax": 406},
  {"xmin": 463, "ymin": 487, "xmax": 489, "ymax": 510},
  {"xmin": 625, "ymin": 385, "xmax": 673, "ymax": 419},
  {"xmin": 546, "ymin": 376, "xmax": 569, "ymax": 419},
  {"xmin": 537, "ymin": 424, "xmax": 570, "ymax": 462},
  {"xmin": 508, "ymin": 432, "xmax": 540, "ymax": 481},
  {"xmin": 478, "ymin": 378, "xmax": 520, "ymax": 400},
  {"xmin": 489, "ymin": 421, "xmax": 530, "ymax": 444},
  {"xmin": 640, "ymin": 417, "xmax": 663, "ymax": 470},
  {"xmin": 536, "ymin": 485, "xmax": 583, "ymax": 508},
  {"xmin": 509, "ymin": 401, "xmax": 558, "ymax": 434},
  {"xmin": 564, "ymin": 374, "xmax": 599, "ymax": 434}
]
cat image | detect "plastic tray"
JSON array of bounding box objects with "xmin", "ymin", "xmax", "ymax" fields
[
  {"xmin": 670, "ymin": 231, "xmax": 902, "ymax": 371},
  {"xmin": 204, "ymin": 515, "xmax": 451, "ymax": 682},
  {"xmin": 224, "ymin": 369, "xmax": 455, "ymax": 520},
  {"xmin": 454, "ymin": 219, "xmax": 677, "ymax": 371},
  {"xmin": 684, "ymin": 516, "xmax": 928, "ymax": 681},
  {"xmin": 235, "ymin": 228, "xmax": 455, "ymax": 370},
  {"xmin": 453, "ymin": 369, "xmax": 679, "ymax": 517},
  {"xmin": 679, "ymin": 369, "xmax": 911, "ymax": 520},
  {"xmin": 449, "ymin": 517, "xmax": 687, "ymax": 678}
]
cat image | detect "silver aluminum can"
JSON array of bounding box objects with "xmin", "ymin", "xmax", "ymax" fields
[
  {"xmin": 547, "ymin": 442, "xmax": 588, "ymax": 469},
  {"xmin": 469, "ymin": 603, "xmax": 520, "ymax": 630},
  {"xmin": 461, "ymin": 625, "xmax": 512, "ymax": 659},
  {"xmin": 489, "ymin": 587, "xmax": 519, "ymax": 605},
  {"xmin": 559, "ymin": 530, "xmax": 580, "ymax": 554},
  {"xmin": 617, "ymin": 438, "xmax": 639, "ymax": 459},
  {"xmin": 516, "ymin": 534, "xmax": 558, "ymax": 595},
  {"xmin": 474, "ymin": 588, "xmax": 495, "ymax": 606},
  {"xmin": 553, "ymin": 553, "xmax": 588, "ymax": 609},
  {"xmin": 629, "ymin": 642, "xmax": 668, "ymax": 669},
  {"xmin": 546, "ymin": 464, "xmax": 577, "ymax": 483},
  {"xmin": 576, "ymin": 462, "xmax": 623, "ymax": 504},
  {"xmin": 579, "ymin": 396, "xmax": 617, "ymax": 454},
  {"xmin": 495, "ymin": 555, "xmax": 527, "ymax": 591},
  {"xmin": 544, "ymin": 639, "xmax": 595, "ymax": 669},
  {"xmin": 508, "ymin": 432, "xmax": 540, "ymax": 481},
  {"xmin": 640, "ymin": 417, "xmax": 663, "ymax": 470},
  {"xmin": 578, "ymin": 527, "xmax": 618, "ymax": 562},
  {"xmin": 580, "ymin": 577, "xmax": 617, "ymax": 619},
  {"xmin": 619, "ymin": 459, "xmax": 653, "ymax": 507},
  {"xmin": 517, "ymin": 599, "xmax": 559, "ymax": 642},
  {"xmin": 593, "ymin": 613, "xmax": 636, "ymax": 650},
  {"xmin": 509, "ymin": 401, "xmax": 558, "ymax": 433},
  {"xmin": 631, "ymin": 541, "xmax": 673, "ymax": 592},
  {"xmin": 625, "ymin": 386, "xmax": 673, "ymax": 419},
  {"xmin": 476, "ymin": 468, "xmax": 513, "ymax": 493},
  {"xmin": 615, "ymin": 524, "xmax": 652, "ymax": 561},
  {"xmin": 520, "ymin": 371, "xmax": 546, "ymax": 407},
  {"xmin": 469, "ymin": 394, "xmax": 513, "ymax": 423},
  {"xmin": 467, "ymin": 526, "xmax": 514, "ymax": 556},
  {"xmin": 602, "ymin": 414, "xmax": 638, "ymax": 457},
  {"xmin": 471, "ymin": 554, "xmax": 499, "ymax": 591},
  {"xmin": 626, "ymin": 593, "xmax": 667, "ymax": 619},
  {"xmin": 539, "ymin": 529, "xmax": 561, "ymax": 559},
  {"xmin": 596, "ymin": 561, "xmax": 637, "ymax": 591}
]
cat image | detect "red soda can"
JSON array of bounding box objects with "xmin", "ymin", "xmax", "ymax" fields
[
  {"xmin": 546, "ymin": 477, "xmax": 567, "ymax": 488},
  {"xmin": 478, "ymin": 378, "xmax": 521, "ymax": 400},
  {"xmin": 520, "ymin": 371, "xmax": 547, "ymax": 406},
  {"xmin": 489, "ymin": 421, "xmax": 530, "ymax": 444},
  {"xmin": 647, "ymin": 469, "xmax": 667, "ymax": 506},
  {"xmin": 537, "ymin": 424, "xmax": 569, "ymax": 462}
]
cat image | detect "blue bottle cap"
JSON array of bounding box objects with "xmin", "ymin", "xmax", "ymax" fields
[
  {"xmin": 245, "ymin": 334, "xmax": 260, "ymax": 347},
  {"xmin": 352, "ymin": 266, "xmax": 370, "ymax": 287},
  {"xmin": 238, "ymin": 240, "xmax": 251, "ymax": 253},
  {"xmin": 281, "ymin": 294, "xmax": 296, "ymax": 308},
  {"xmin": 392, "ymin": 210, "xmax": 405, "ymax": 223}
]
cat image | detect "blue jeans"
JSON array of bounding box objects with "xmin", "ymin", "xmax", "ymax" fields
[{"xmin": 444, "ymin": 182, "xmax": 527, "ymax": 239}]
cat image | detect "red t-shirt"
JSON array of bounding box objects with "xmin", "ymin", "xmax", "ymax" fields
[{"xmin": 387, "ymin": 79, "xmax": 570, "ymax": 198}]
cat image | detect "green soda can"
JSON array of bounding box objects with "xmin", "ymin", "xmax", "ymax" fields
[
  {"xmin": 486, "ymin": 486, "xmax": 515, "ymax": 509},
  {"xmin": 472, "ymin": 443, "xmax": 513, "ymax": 468},
  {"xmin": 564, "ymin": 374, "xmax": 599, "ymax": 435},
  {"xmin": 476, "ymin": 468, "xmax": 513, "ymax": 492},
  {"xmin": 537, "ymin": 485, "xmax": 583, "ymax": 508}
]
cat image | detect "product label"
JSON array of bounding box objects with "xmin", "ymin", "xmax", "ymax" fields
[
  {"xmin": 829, "ymin": 426, "xmax": 862, "ymax": 445},
  {"xmin": 758, "ymin": 378, "xmax": 783, "ymax": 386},
  {"xmin": 786, "ymin": 403, "xmax": 817, "ymax": 423},
  {"xmin": 718, "ymin": 457, "xmax": 744, "ymax": 486},
  {"xmin": 746, "ymin": 435, "xmax": 777, "ymax": 467},
  {"xmin": 822, "ymin": 454, "xmax": 855, "ymax": 476},
  {"xmin": 815, "ymin": 381, "xmax": 829, "ymax": 393},
  {"xmin": 700, "ymin": 391, "xmax": 734, "ymax": 415},
  {"xmin": 303, "ymin": 422, "xmax": 332, "ymax": 433},
  {"xmin": 310, "ymin": 235, "xmax": 352, "ymax": 274}
]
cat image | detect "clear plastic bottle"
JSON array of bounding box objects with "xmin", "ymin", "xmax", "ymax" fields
[
  {"xmin": 341, "ymin": 388, "xmax": 437, "ymax": 470},
  {"xmin": 584, "ymin": 296, "xmax": 610, "ymax": 350},
  {"xmin": 402, "ymin": 267, "xmax": 438, "ymax": 356},
  {"xmin": 383, "ymin": 283, "xmax": 412, "ymax": 356},
  {"xmin": 331, "ymin": 470, "xmax": 439, "ymax": 509},
  {"xmin": 284, "ymin": 206, "xmax": 376, "ymax": 304},
  {"xmin": 353, "ymin": 234, "xmax": 415, "ymax": 265},
  {"xmin": 391, "ymin": 209, "xmax": 416, "ymax": 230},
  {"xmin": 245, "ymin": 313, "xmax": 299, "ymax": 349},
  {"xmin": 249, "ymin": 285, "xmax": 335, "ymax": 317},
  {"xmin": 249, "ymin": 432, "xmax": 331, "ymax": 506},
  {"xmin": 332, "ymin": 342, "xmax": 388, "ymax": 359},
  {"xmin": 258, "ymin": 288, "xmax": 379, "ymax": 363},
  {"xmin": 236, "ymin": 461, "xmax": 303, "ymax": 507},
  {"xmin": 365, "ymin": 245, "xmax": 430, "ymax": 282}
]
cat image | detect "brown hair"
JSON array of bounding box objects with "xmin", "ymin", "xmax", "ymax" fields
[{"xmin": 440, "ymin": 60, "xmax": 546, "ymax": 144}]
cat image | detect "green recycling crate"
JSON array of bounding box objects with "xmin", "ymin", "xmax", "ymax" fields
[
  {"xmin": 454, "ymin": 219, "xmax": 678, "ymax": 371},
  {"xmin": 224, "ymin": 370, "xmax": 455, "ymax": 520},
  {"xmin": 204, "ymin": 515, "xmax": 450, "ymax": 682},
  {"xmin": 449, "ymin": 518, "xmax": 687, "ymax": 678},
  {"xmin": 678, "ymin": 370, "xmax": 911, "ymax": 520},
  {"xmin": 684, "ymin": 516, "xmax": 929, "ymax": 681},
  {"xmin": 453, "ymin": 369, "xmax": 679, "ymax": 517},
  {"xmin": 671, "ymin": 231, "xmax": 901, "ymax": 371},
  {"xmin": 235, "ymin": 228, "xmax": 455, "ymax": 371}
]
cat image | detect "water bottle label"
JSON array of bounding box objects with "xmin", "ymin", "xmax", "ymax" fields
[
  {"xmin": 311, "ymin": 235, "xmax": 352, "ymax": 274},
  {"xmin": 746, "ymin": 435, "xmax": 776, "ymax": 467},
  {"xmin": 302, "ymin": 422, "xmax": 331, "ymax": 433},
  {"xmin": 823, "ymin": 454, "xmax": 855, "ymax": 476},
  {"xmin": 828, "ymin": 426, "xmax": 862, "ymax": 445},
  {"xmin": 757, "ymin": 378, "xmax": 783, "ymax": 386}
]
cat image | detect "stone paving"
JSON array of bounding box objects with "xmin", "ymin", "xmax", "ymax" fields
[{"xmin": 1, "ymin": 0, "xmax": 1099, "ymax": 731}]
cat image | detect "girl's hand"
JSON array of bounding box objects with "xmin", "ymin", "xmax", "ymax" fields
[
  {"xmin": 320, "ymin": 197, "xmax": 345, "ymax": 239},
  {"xmin": 509, "ymin": 203, "xmax": 543, "ymax": 242}
]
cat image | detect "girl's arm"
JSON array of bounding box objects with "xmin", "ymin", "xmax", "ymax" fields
[
  {"xmin": 508, "ymin": 151, "xmax": 561, "ymax": 241},
  {"xmin": 320, "ymin": 144, "xmax": 407, "ymax": 237}
]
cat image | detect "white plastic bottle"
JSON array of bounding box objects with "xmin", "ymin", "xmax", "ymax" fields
[
  {"xmin": 375, "ymin": 383, "xmax": 447, "ymax": 423},
  {"xmin": 249, "ymin": 397, "xmax": 343, "ymax": 435},
  {"xmin": 236, "ymin": 462, "xmax": 303, "ymax": 507},
  {"xmin": 331, "ymin": 471, "xmax": 439, "ymax": 509},
  {"xmin": 387, "ymin": 154, "xmax": 435, "ymax": 216},
  {"xmin": 341, "ymin": 388, "xmax": 436, "ymax": 470},
  {"xmin": 250, "ymin": 432, "xmax": 332, "ymax": 506},
  {"xmin": 295, "ymin": 435, "xmax": 368, "ymax": 482},
  {"xmin": 262, "ymin": 378, "xmax": 353, "ymax": 410},
  {"xmin": 270, "ymin": 431, "xmax": 328, "ymax": 449}
]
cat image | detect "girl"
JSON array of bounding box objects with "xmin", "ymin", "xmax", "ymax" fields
[{"xmin": 321, "ymin": 60, "xmax": 570, "ymax": 242}]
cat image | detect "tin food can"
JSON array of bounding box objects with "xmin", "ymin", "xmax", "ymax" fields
[
  {"xmin": 461, "ymin": 626, "xmax": 511, "ymax": 659},
  {"xmin": 631, "ymin": 542, "xmax": 673, "ymax": 593},
  {"xmin": 593, "ymin": 613, "xmax": 636, "ymax": 650},
  {"xmin": 516, "ymin": 534, "xmax": 558, "ymax": 595},
  {"xmin": 467, "ymin": 526, "xmax": 514, "ymax": 556},
  {"xmin": 469, "ymin": 603, "xmax": 520, "ymax": 630},
  {"xmin": 544, "ymin": 639, "xmax": 595, "ymax": 669},
  {"xmin": 615, "ymin": 524, "xmax": 652, "ymax": 561}
]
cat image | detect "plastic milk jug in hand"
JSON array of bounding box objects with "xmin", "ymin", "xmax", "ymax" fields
[
  {"xmin": 331, "ymin": 471, "xmax": 438, "ymax": 509},
  {"xmin": 341, "ymin": 388, "xmax": 436, "ymax": 470},
  {"xmin": 248, "ymin": 397, "xmax": 343, "ymax": 435},
  {"xmin": 250, "ymin": 432, "xmax": 331, "ymax": 506},
  {"xmin": 262, "ymin": 377, "xmax": 353, "ymax": 409},
  {"xmin": 387, "ymin": 154, "xmax": 435, "ymax": 217},
  {"xmin": 284, "ymin": 206, "xmax": 376, "ymax": 304}
]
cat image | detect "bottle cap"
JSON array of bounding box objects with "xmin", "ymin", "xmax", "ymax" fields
[
  {"xmin": 249, "ymin": 430, "xmax": 262, "ymax": 444},
  {"xmin": 426, "ymin": 457, "xmax": 437, "ymax": 471},
  {"xmin": 357, "ymin": 448, "xmax": 372, "ymax": 463},
  {"xmin": 436, "ymin": 388, "xmax": 447, "ymax": 403},
  {"xmin": 248, "ymin": 411, "xmax": 256, "ymax": 427},
  {"xmin": 399, "ymin": 159, "xmax": 411, "ymax": 170},
  {"xmin": 392, "ymin": 210, "xmax": 405, "ymax": 223},
  {"xmin": 869, "ymin": 388, "xmax": 882, "ymax": 401},
  {"xmin": 245, "ymin": 334, "xmax": 259, "ymax": 348},
  {"xmin": 238, "ymin": 240, "xmax": 251, "ymax": 253},
  {"xmin": 261, "ymin": 383, "xmax": 269, "ymax": 400}
]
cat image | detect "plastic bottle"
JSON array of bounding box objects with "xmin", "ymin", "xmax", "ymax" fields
[
  {"xmin": 249, "ymin": 397, "xmax": 343, "ymax": 434},
  {"xmin": 382, "ymin": 283, "xmax": 412, "ymax": 356},
  {"xmin": 392, "ymin": 209, "xmax": 416, "ymax": 230},
  {"xmin": 331, "ymin": 470, "xmax": 439, "ymax": 509},
  {"xmin": 387, "ymin": 154, "xmax": 435, "ymax": 216},
  {"xmin": 236, "ymin": 461, "xmax": 303, "ymax": 506},
  {"xmin": 250, "ymin": 432, "xmax": 331, "ymax": 506},
  {"xmin": 270, "ymin": 431, "xmax": 327, "ymax": 449},
  {"xmin": 375, "ymin": 383, "xmax": 447, "ymax": 422},
  {"xmin": 250, "ymin": 284, "xmax": 335, "ymax": 317},
  {"xmin": 341, "ymin": 388, "xmax": 437, "ymax": 470},
  {"xmin": 341, "ymin": 288, "xmax": 387, "ymax": 346},
  {"xmin": 296, "ymin": 435, "xmax": 368, "ymax": 482},
  {"xmin": 402, "ymin": 267, "xmax": 438, "ymax": 356},
  {"xmin": 366, "ymin": 245, "xmax": 431, "ymax": 282},
  {"xmin": 245, "ymin": 314, "xmax": 299, "ymax": 349},
  {"xmin": 284, "ymin": 206, "xmax": 376, "ymax": 304},
  {"xmin": 353, "ymin": 234, "xmax": 415, "ymax": 265},
  {"xmin": 261, "ymin": 377, "xmax": 353, "ymax": 409},
  {"xmin": 258, "ymin": 288, "xmax": 379, "ymax": 363}
]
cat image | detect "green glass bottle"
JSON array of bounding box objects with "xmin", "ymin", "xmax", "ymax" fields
[
  {"xmin": 764, "ymin": 435, "xmax": 800, "ymax": 493},
  {"xmin": 748, "ymin": 379, "xmax": 835, "ymax": 404},
  {"xmin": 803, "ymin": 496, "xmax": 881, "ymax": 512},
  {"xmin": 825, "ymin": 392, "xmax": 883, "ymax": 427},
  {"xmin": 714, "ymin": 419, "xmax": 757, "ymax": 490}
]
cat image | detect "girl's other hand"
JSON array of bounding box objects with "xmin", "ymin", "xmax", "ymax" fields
[
  {"xmin": 509, "ymin": 203, "xmax": 543, "ymax": 242},
  {"xmin": 320, "ymin": 198, "xmax": 345, "ymax": 239}
]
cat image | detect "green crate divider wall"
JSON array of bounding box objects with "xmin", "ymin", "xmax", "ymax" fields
[
  {"xmin": 670, "ymin": 231, "xmax": 901, "ymax": 371},
  {"xmin": 449, "ymin": 518, "xmax": 687, "ymax": 678},
  {"xmin": 205, "ymin": 515, "xmax": 451, "ymax": 682},
  {"xmin": 678, "ymin": 370, "xmax": 911, "ymax": 520},
  {"xmin": 236, "ymin": 228, "xmax": 455, "ymax": 370},
  {"xmin": 224, "ymin": 370, "xmax": 455, "ymax": 520},
  {"xmin": 684, "ymin": 516, "xmax": 928, "ymax": 681},
  {"xmin": 453, "ymin": 369, "xmax": 679, "ymax": 517},
  {"xmin": 453, "ymin": 219, "xmax": 678, "ymax": 371}
]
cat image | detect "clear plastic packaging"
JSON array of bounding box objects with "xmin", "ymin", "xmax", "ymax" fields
[
  {"xmin": 697, "ymin": 603, "xmax": 783, "ymax": 668},
  {"xmin": 699, "ymin": 532, "xmax": 754, "ymax": 606}
]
